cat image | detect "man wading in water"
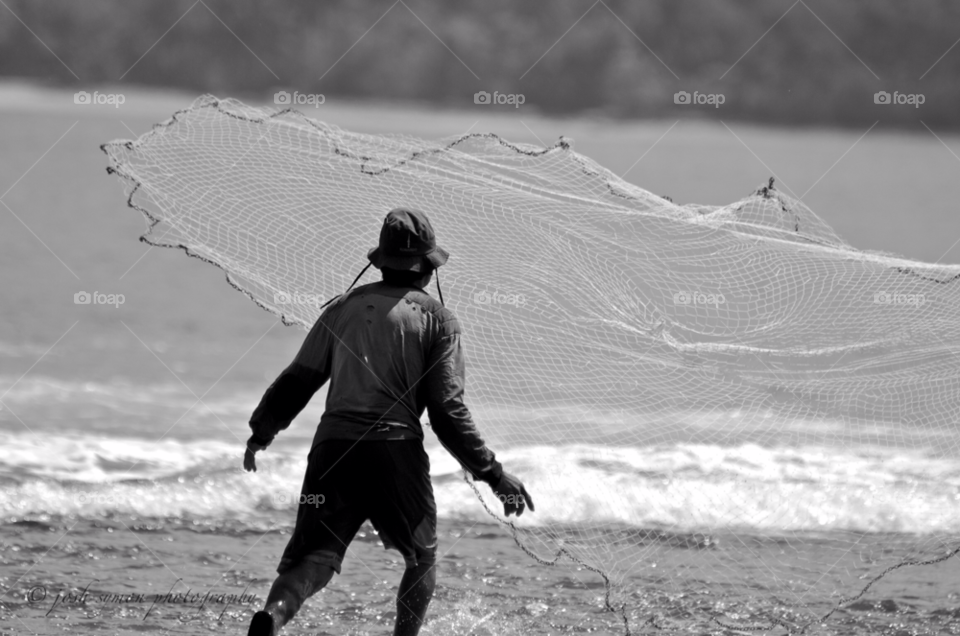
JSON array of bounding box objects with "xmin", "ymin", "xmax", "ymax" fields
[{"xmin": 244, "ymin": 208, "xmax": 534, "ymax": 636}]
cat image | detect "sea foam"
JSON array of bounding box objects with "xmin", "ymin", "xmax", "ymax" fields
[{"xmin": 1, "ymin": 432, "xmax": 958, "ymax": 535}]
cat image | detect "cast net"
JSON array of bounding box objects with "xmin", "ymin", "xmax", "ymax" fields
[{"xmin": 103, "ymin": 96, "xmax": 960, "ymax": 634}]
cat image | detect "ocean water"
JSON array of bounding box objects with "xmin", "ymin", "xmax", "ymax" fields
[
  {"xmin": 2, "ymin": 411, "xmax": 960, "ymax": 536},
  {"xmin": 2, "ymin": 84, "xmax": 960, "ymax": 634}
]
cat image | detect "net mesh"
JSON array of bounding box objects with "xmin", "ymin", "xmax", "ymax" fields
[{"xmin": 103, "ymin": 96, "xmax": 960, "ymax": 633}]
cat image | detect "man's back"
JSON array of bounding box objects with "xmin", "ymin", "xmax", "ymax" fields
[
  {"xmin": 248, "ymin": 280, "xmax": 500, "ymax": 484},
  {"xmin": 315, "ymin": 281, "xmax": 457, "ymax": 442}
]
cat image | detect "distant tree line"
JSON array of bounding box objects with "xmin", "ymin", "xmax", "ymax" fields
[{"xmin": 1, "ymin": 0, "xmax": 957, "ymax": 128}]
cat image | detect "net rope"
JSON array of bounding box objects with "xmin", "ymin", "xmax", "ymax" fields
[{"xmin": 103, "ymin": 96, "xmax": 960, "ymax": 634}]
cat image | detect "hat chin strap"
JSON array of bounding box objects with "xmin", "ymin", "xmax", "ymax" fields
[
  {"xmin": 319, "ymin": 261, "xmax": 444, "ymax": 310},
  {"xmin": 319, "ymin": 262, "xmax": 373, "ymax": 310}
]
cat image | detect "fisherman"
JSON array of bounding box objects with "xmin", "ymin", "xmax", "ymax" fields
[{"xmin": 244, "ymin": 208, "xmax": 534, "ymax": 636}]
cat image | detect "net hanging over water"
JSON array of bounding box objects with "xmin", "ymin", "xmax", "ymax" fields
[{"xmin": 103, "ymin": 96, "xmax": 960, "ymax": 634}]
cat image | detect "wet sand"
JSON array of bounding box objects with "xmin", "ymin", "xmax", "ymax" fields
[{"xmin": 2, "ymin": 517, "xmax": 958, "ymax": 636}]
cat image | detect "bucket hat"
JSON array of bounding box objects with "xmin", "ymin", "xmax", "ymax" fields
[{"xmin": 367, "ymin": 207, "xmax": 449, "ymax": 272}]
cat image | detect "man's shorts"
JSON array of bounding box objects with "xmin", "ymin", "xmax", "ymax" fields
[{"xmin": 277, "ymin": 440, "xmax": 437, "ymax": 575}]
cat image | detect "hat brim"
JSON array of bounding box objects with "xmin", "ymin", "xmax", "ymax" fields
[{"xmin": 367, "ymin": 246, "xmax": 449, "ymax": 272}]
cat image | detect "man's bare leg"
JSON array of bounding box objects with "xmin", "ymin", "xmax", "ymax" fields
[
  {"xmin": 248, "ymin": 561, "xmax": 335, "ymax": 636},
  {"xmin": 393, "ymin": 561, "xmax": 436, "ymax": 636}
]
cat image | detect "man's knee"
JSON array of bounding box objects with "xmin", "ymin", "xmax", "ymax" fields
[
  {"xmin": 403, "ymin": 550, "xmax": 436, "ymax": 573},
  {"xmin": 410, "ymin": 557, "xmax": 435, "ymax": 573},
  {"xmin": 274, "ymin": 560, "xmax": 336, "ymax": 600}
]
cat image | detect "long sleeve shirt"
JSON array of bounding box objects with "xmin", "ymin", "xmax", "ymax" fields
[{"xmin": 249, "ymin": 281, "xmax": 503, "ymax": 486}]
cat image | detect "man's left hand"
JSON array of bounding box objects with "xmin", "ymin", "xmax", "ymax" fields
[
  {"xmin": 492, "ymin": 470, "xmax": 534, "ymax": 517},
  {"xmin": 244, "ymin": 438, "xmax": 268, "ymax": 472}
]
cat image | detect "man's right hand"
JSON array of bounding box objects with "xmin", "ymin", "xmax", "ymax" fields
[
  {"xmin": 492, "ymin": 471, "xmax": 534, "ymax": 517},
  {"xmin": 243, "ymin": 437, "xmax": 268, "ymax": 473}
]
